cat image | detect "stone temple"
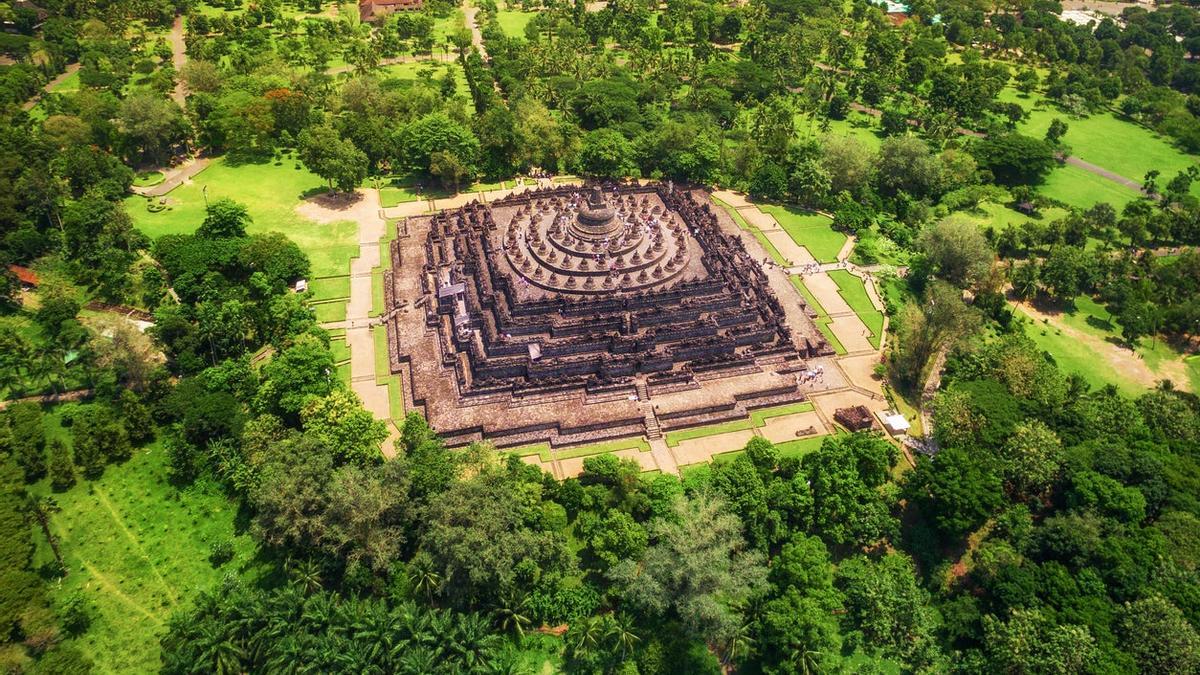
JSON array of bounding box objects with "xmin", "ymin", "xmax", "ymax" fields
[{"xmin": 383, "ymin": 182, "xmax": 835, "ymax": 448}]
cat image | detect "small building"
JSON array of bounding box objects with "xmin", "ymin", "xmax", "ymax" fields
[
  {"xmin": 834, "ymin": 405, "xmax": 875, "ymax": 432},
  {"xmin": 877, "ymin": 411, "xmax": 912, "ymax": 438},
  {"xmin": 359, "ymin": 0, "xmax": 423, "ymax": 22},
  {"xmin": 294, "ymin": 278, "xmax": 308, "ymax": 293},
  {"xmin": 8, "ymin": 264, "xmax": 37, "ymax": 290}
]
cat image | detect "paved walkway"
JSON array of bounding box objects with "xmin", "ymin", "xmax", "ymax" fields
[
  {"xmin": 168, "ymin": 15, "xmax": 187, "ymax": 107},
  {"xmin": 129, "ymin": 156, "xmax": 212, "ymax": 197},
  {"xmin": 20, "ymin": 63, "xmax": 80, "ymax": 111}
]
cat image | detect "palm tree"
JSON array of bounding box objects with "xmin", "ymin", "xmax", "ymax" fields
[
  {"xmin": 566, "ymin": 614, "xmax": 606, "ymax": 663},
  {"xmin": 492, "ymin": 592, "xmax": 532, "ymax": 640},
  {"xmin": 286, "ymin": 557, "xmax": 323, "ymax": 594},
  {"xmin": 29, "ymin": 496, "xmax": 65, "ymax": 574},
  {"xmin": 196, "ymin": 623, "xmax": 245, "ymax": 675},
  {"xmin": 407, "ymin": 555, "xmax": 442, "ymax": 605},
  {"xmin": 607, "ymin": 612, "xmax": 640, "ymax": 659}
]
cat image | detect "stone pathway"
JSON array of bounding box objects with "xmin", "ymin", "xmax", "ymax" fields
[
  {"xmin": 129, "ymin": 156, "xmax": 212, "ymax": 197},
  {"xmin": 309, "ymin": 189, "xmax": 397, "ymax": 454}
]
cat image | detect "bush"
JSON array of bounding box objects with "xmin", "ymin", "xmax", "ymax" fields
[
  {"xmin": 208, "ymin": 539, "xmax": 235, "ymax": 567},
  {"xmin": 59, "ymin": 592, "xmax": 92, "ymax": 635}
]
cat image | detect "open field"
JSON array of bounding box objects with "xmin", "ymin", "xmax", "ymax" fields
[
  {"xmin": 664, "ymin": 402, "xmax": 815, "ymax": 448},
  {"xmin": 758, "ymin": 205, "xmax": 844, "ymax": 263},
  {"xmin": 714, "ymin": 197, "xmax": 789, "ymax": 266},
  {"xmin": 495, "ymin": 8, "xmax": 537, "ymax": 36},
  {"xmin": 1016, "ymin": 295, "xmax": 1199, "ymax": 395},
  {"xmin": 32, "ymin": 410, "xmax": 257, "ymax": 672},
  {"xmin": 123, "ymin": 158, "xmax": 359, "ymax": 277},
  {"xmin": 1039, "ymin": 162, "xmax": 1140, "ymax": 210},
  {"xmin": 999, "ymin": 87, "xmax": 1200, "ymax": 195}
]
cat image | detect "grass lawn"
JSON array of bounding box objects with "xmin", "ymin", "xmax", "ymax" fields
[
  {"xmin": 309, "ymin": 275, "xmax": 350, "ymax": 302},
  {"xmin": 714, "ymin": 197, "xmax": 789, "ymax": 266},
  {"xmin": 313, "ymin": 299, "xmax": 347, "ymax": 323},
  {"xmin": 372, "ymin": 325, "xmax": 405, "ymax": 426},
  {"xmin": 758, "ymin": 205, "xmax": 845, "ymax": 263},
  {"xmin": 956, "ymin": 200, "xmax": 1070, "ymax": 233},
  {"xmin": 330, "ymin": 337, "xmax": 351, "ymax": 364},
  {"xmin": 1038, "ymin": 163, "xmax": 1141, "ymax": 210},
  {"xmin": 123, "ymin": 158, "xmax": 359, "ymax": 277},
  {"xmin": 680, "ymin": 432, "xmax": 831, "ymax": 480},
  {"xmin": 32, "ymin": 412, "xmax": 258, "ymax": 673},
  {"xmin": 999, "ymin": 87, "xmax": 1200, "ymax": 196},
  {"xmin": 379, "ymin": 184, "xmax": 423, "ymax": 207},
  {"xmin": 49, "ymin": 67, "xmax": 81, "ymax": 94},
  {"xmin": 789, "ymin": 277, "xmax": 848, "ymax": 354},
  {"xmin": 796, "ymin": 110, "xmax": 885, "ymax": 151},
  {"xmin": 495, "ymin": 9, "xmax": 537, "ymax": 37},
  {"xmin": 1015, "ymin": 295, "xmax": 1200, "ymax": 395},
  {"xmin": 827, "ymin": 269, "xmax": 884, "ymax": 349},
  {"xmin": 132, "ymin": 170, "xmax": 164, "ymax": 188},
  {"xmin": 508, "ymin": 437, "xmax": 652, "ymax": 462}
]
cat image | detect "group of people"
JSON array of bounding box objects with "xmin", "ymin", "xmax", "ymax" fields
[{"xmin": 797, "ymin": 365, "xmax": 825, "ymax": 386}]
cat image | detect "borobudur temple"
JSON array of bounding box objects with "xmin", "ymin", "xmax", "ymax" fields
[{"xmin": 382, "ymin": 182, "xmax": 836, "ymax": 448}]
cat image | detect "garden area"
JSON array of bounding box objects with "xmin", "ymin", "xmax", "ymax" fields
[
  {"xmin": 30, "ymin": 407, "xmax": 259, "ymax": 673},
  {"xmin": 123, "ymin": 158, "xmax": 359, "ymax": 277}
]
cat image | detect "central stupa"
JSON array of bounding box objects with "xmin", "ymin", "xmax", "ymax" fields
[{"xmin": 572, "ymin": 187, "xmax": 620, "ymax": 240}]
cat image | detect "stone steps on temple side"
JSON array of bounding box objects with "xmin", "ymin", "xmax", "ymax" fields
[{"xmin": 643, "ymin": 408, "xmax": 662, "ymax": 439}]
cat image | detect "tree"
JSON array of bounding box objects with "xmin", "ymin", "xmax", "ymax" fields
[
  {"xmin": 297, "ymin": 125, "xmax": 368, "ymax": 193},
  {"xmin": 998, "ymin": 420, "xmax": 1063, "ymax": 500},
  {"xmin": 1118, "ymin": 595, "xmax": 1200, "ymax": 674},
  {"xmin": 972, "ymin": 133, "xmax": 1057, "ymax": 186},
  {"xmin": 835, "ymin": 553, "xmax": 941, "ymax": 668},
  {"xmin": 608, "ymin": 492, "xmax": 767, "ymax": 647},
  {"xmin": 47, "ymin": 439, "xmax": 76, "ymax": 492},
  {"xmin": 820, "ymin": 135, "xmax": 874, "ymax": 197},
  {"xmin": 71, "ymin": 405, "xmax": 131, "ymax": 478},
  {"xmin": 982, "ymin": 608, "xmax": 1097, "ymax": 674},
  {"xmin": 395, "ymin": 113, "xmax": 479, "ymax": 186},
  {"xmin": 197, "ymin": 199, "xmax": 251, "ymax": 239},
  {"xmin": 917, "ymin": 215, "xmax": 995, "ymax": 289},
  {"xmin": 756, "ymin": 590, "xmax": 841, "ymax": 675},
  {"xmin": 420, "ymin": 468, "xmax": 569, "ymax": 609},
  {"xmin": 578, "ymin": 128, "xmax": 637, "ymax": 179},
  {"xmin": 876, "ymin": 136, "xmax": 943, "ymax": 199},
  {"xmin": 255, "ymin": 333, "xmax": 337, "ymax": 419},
  {"xmin": 802, "ymin": 433, "xmax": 897, "ymax": 548},
  {"xmin": 905, "ymin": 446, "xmax": 1002, "ymax": 539},
  {"xmin": 117, "ymin": 93, "xmax": 189, "ymax": 165},
  {"xmin": 1045, "ymin": 118, "xmax": 1069, "ymax": 146},
  {"xmin": 300, "ymin": 389, "xmax": 388, "ymax": 466},
  {"xmin": 6, "ymin": 402, "xmax": 46, "ymax": 482}
]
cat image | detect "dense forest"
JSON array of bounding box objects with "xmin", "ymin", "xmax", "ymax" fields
[{"xmin": 1, "ymin": 0, "xmax": 1199, "ymax": 670}]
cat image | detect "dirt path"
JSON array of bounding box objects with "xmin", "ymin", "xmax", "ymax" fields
[
  {"xmin": 463, "ymin": 0, "xmax": 487, "ymax": 60},
  {"xmin": 20, "ymin": 63, "xmax": 80, "ymax": 111},
  {"xmin": 169, "ymin": 15, "xmax": 187, "ymax": 107},
  {"xmin": 1015, "ymin": 300, "xmax": 1191, "ymax": 391}
]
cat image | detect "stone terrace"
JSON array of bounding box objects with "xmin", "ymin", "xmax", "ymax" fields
[{"xmin": 383, "ymin": 183, "xmax": 836, "ymax": 448}]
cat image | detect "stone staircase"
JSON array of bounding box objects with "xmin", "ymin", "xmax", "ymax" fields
[
  {"xmin": 635, "ymin": 380, "xmax": 650, "ymax": 402},
  {"xmin": 643, "ymin": 407, "xmax": 662, "ymax": 439}
]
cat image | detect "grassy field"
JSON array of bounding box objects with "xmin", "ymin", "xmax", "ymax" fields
[
  {"xmin": 372, "ymin": 324, "xmax": 405, "ymax": 427},
  {"xmin": 758, "ymin": 205, "xmax": 845, "ymax": 263},
  {"xmin": 827, "ymin": 269, "xmax": 884, "ymax": 349},
  {"xmin": 680, "ymin": 432, "xmax": 831, "ymax": 480},
  {"xmin": 956, "ymin": 201, "xmax": 1070, "ymax": 233},
  {"xmin": 789, "ymin": 277, "xmax": 847, "ymax": 354},
  {"xmin": 1038, "ymin": 163, "xmax": 1140, "ymax": 210},
  {"xmin": 1016, "ymin": 295, "xmax": 1200, "ymax": 395},
  {"xmin": 999, "ymin": 87, "xmax": 1200, "ymax": 194},
  {"xmin": 32, "ymin": 411, "xmax": 257, "ymax": 672},
  {"xmin": 309, "ymin": 275, "xmax": 350, "ymax": 302},
  {"xmin": 495, "ymin": 9, "xmax": 537, "ymax": 37},
  {"xmin": 508, "ymin": 437, "xmax": 652, "ymax": 463},
  {"xmin": 714, "ymin": 197, "xmax": 790, "ymax": 266},
  {"xmin": 123, "ymin": 158, "xmax": 359, "ymax": 277}
]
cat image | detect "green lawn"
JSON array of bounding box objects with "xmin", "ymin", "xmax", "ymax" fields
[
  {"xmin": 827, "ymin": 269, "xmax": 884, "ymax": 349},
  {"xmin": 714, "ymin": 197, "xmax": 789, "ymax": 266},
  {"xmin": 495, "ymin": 9, "xmax": 537, "ymax": 37},
  {"xmin": 1038, "ymin": 163, "xmax": 1141, "ymax": 210},
  {"xmin": 309, "ymin": 275, "xmax": 350, "ymax": 302},
  {"xmin": 999, "ymin": 87, "xmax": 1200, "ymax": 195},
  {"xmin": 49, "ymin": 67, "xmax": 81, "ymax": 94},
  {"xmin": 758, "ymin": 205, "xmax": 845, "ymax": 263},
  {"xmin": 508, "ymin": 437, "xmax": 652, "ymax": 462},
  {"xmin": 796, "ymin": 110, "xmax": 885, "ymax": 151},
  {"xmin": 379, "ymin": 184, "xmax": 423, "ymax": 207},
  {"xmin": 789, "ymin": 277, "xmax": 848, "ymax": 354},
  {"xmin": 32, "ymin": 412, "xmax": 258, "ymax": 673},
  {"xmin": 1015, "ymin": 295, "xmax": 1200, "ymax": 395},
  {"xmin": 372, "ymin": 324, "xmax": 405, "ymax": 426},
  {"xmin": 123, "ymin": 158, "xmax": 359, "ymax": 277},
  {"xmin": 956, "ymin": 201, "xmax": 1070, "ymax": 233},
  {"xmin": 313, "ymin": 299, "xmax": 347, "ymax": 323}
]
